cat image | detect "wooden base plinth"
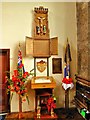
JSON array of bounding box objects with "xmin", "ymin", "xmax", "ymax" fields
[
  {"xmin": 34, "ymin": 114, "xmax": 58, "ymax": 120},
  {"xmin": 18, "ymin": 112, "xmax": 24, "ymax": 119}
]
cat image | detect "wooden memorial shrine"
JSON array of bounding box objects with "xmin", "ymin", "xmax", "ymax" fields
[
  {"xmin": 26, "ymin": 6, "xmax": 58, "ymax": 57},
  {"xmin": 25, "ymin": 6, "xmax": 58, "ymax": 119}
]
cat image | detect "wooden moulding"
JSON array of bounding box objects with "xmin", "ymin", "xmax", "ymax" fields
[
  {"xmin": 75, "ymin": 97, "xmax": 87, "ymax": 109},
  {"xmin": 31, "ymin": 76, "xmax": 56, "ymax": 89},
  {"xmin": 75, "ymin": 75, "xmax": 90, "ymax": 87}
]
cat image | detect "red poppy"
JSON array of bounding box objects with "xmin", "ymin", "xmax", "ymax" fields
[
  {"xmin": 14, "ymin": 70, "xmax": 18, "ymax": 76},
  {"xmin": 11, "ymin": 88, "xmax": 14, "ymax": 92},
  {"xmin": 16, "ymin": 86, "xmax": 20, "ymax": 91},
  {"xmin": 47, "ymin": 97, "xmax": 56, "ymax": 112},
  {"xmin": 12, "ymin": 75, "xmax": 17, "ymax": 82},
  {"xmin": 23, "ymin": 89, "xmax": 27, "ymax": 93},
  {"xmin": 22, "ymin": 99, "xmax": 26, "ymax": 102},
  {"xmin": 23, "ymin": 72, "xmax": 29, "ymax": 78},
  {"xmin": 20, "ymin": 81, "xmax": 24, "ymax": 85},
  {"xmin": 8, "ymin": 85, "xmax": 11, "ymax": 89},
  {"xmin": 62, "ymin": 78, "xmax": 73, "ymax": 84},
  {"xmin": 18, "ymin": 63, "xmax": 23, "ymax": 68}
]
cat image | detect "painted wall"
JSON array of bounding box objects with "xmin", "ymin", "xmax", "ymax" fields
[{"xmin": 1, "ymin": 2, "xmax": 77, "ymax": 112}]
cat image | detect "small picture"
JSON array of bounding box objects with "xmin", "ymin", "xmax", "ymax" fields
[{"xmin": 52, "ymin": 58, "xmax": 62, "ymax": 74}]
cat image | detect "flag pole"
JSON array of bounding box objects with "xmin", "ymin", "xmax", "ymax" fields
[
  {"xmin": 18, "ymin": 95, "xmax": 23, "ymax": 119},
  {"xmin": 64, "ymin": 38, "xmax": 72, "ymax": 110},
  {"xmin": 65, "ymin": 38, "xmax": 69, "ymax": 110},
  {"xmin": 18, "ymin": 43, "xmax": 23, "ymax": 119},
  {"xmin": 62, "ymin": 38, "xmax": 74, "ymax": 118},
  {"xmin": 65, "ymin": 87, "xmax": 69, "ymax": 110}
]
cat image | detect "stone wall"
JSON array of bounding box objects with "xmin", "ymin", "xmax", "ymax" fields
[
  {"xmin": 76, "ymin": 2, "xmax": 90, "ymax": 80},
  {"xmin": 88, "ymin": 2, "xmax": 90, "ymax": 80}
]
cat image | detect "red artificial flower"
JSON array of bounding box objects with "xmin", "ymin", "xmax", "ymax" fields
[
  {"xmin": 47, "ymin": 105, "xmax": 51, "ymax": 112},
  {"xmin": 23, "ymin": 72, "xmax": 29, "ymax": 78},
  {"xmin": 22, "ymin": 99, "xmax": 26, "ymax": 102},
  {"xmin": 23, "ymin": 89, "xmax": 27, "ymax": 93},
  {"xmin": 62, "ymin": 78, "xmax": 73, "ymax": 84},
  {"xmin": 12, "ymin": 75, "xmax": 17, "ymax": 82},
  {"xmin": 47, "ymin": 97, "xmax": 56, "ymax": 112},
  {"xmin": 11, "ymin": 88, "xmax": 14, "ymax": 92},
  {"xmin": 8, "ymin": 85, "xmax": 11, "ymax": 89},
  {"xmin": 20, "ymin": 90, "xmax": 24, "ymax": 94},
  {"xmin": 14, "ymin": 70, "xmax": 18, "ymax": 76},
  {"xmin": 18, "ymin": 63, "xmax": 23, "ymax": 68},
  {"xmin": 20, "ymin": 81, "xmax": 24, "ymax": 85},
  {"xmin": 17, "ymin": 91, "xmax": 21, "ymax": 95},
  {"xmin": 15, "ymin": 86, "xmax": 20, "ymax": 91}
]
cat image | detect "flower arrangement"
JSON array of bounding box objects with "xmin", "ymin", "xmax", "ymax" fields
[
  {"xmin": 4, "ymin": 69, "xmax": 30, "ymax": 103},
  {"xmin": 47, "ymin": 96, "xmax": 56, "ymax": 113},
  {"xmin": 4, "ymin": 46, "xmax": 33, "ymax": 103}
]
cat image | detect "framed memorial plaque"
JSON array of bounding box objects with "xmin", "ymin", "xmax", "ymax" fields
[{"xmin": 52, "ymin": 58, "xmax": 62, "ymax": 74}]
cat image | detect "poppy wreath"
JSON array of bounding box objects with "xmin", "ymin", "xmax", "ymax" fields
[{"xmin": 47, "ymin": 97, "xmax": 56, "ymax": 113}]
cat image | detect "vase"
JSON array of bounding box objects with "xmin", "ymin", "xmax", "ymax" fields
[{"xmin": 18, "ymin": 95, "xmax": 24, "ymax": 119}]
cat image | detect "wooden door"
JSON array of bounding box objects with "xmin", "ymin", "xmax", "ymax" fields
[
  {"xmin": 50, "ymin": 37, "xmax": 58, "ymax": 55},
  {"xmin": 0, "ymin": 49, "xmax": 10, "ymax": 113}
]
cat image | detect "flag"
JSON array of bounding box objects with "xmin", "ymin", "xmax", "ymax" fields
[
  {"xmin": 17, "ymin": 43, "xmax": 25, "ymax": 73},
  {"xmin": 64, "ymin": 38, "xmax": 72, "ymax": 64},
  {"xmin": 64, "ymin": 38, "xmax": 72, "ymax": 78},
  {"xmin": 18, "ymin": 49, "xmax": 22, "ymax": 67}
]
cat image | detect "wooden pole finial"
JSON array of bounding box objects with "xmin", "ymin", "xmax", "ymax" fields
[
  {"xmin": 67, "ymin": 37, "xmax": 69, "ymax": 43},
  {"xmin": 19, "ymin": 42, "xmax": 21, "ymax": 50},
  {"xmin": 19, "ymin": 42, "xmax": 20, "ymax": 47}
]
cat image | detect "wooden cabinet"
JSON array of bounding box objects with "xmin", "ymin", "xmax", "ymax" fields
[
  {"xmin": 26, "ymin": 6, "xmax": 58, "ymax": 118},
  {"xmin": 26, "ymin": 6, "xmax": 58, "ymax": 57},
  {"xmin": 30, "ymin": 76, "xmax": 56, "ymax": 113},
  {"xmin": 26, "ymin": 36, "xmax": 58, "ymax": 57},
  {"xmin": 35, "ymin": 88, "xmax": 52, "ymax": 114}
]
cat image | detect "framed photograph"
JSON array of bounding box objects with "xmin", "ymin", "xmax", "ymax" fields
[{"xmin": 52, "ymin": 58, "xmax": 62, "ymax": 74}]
